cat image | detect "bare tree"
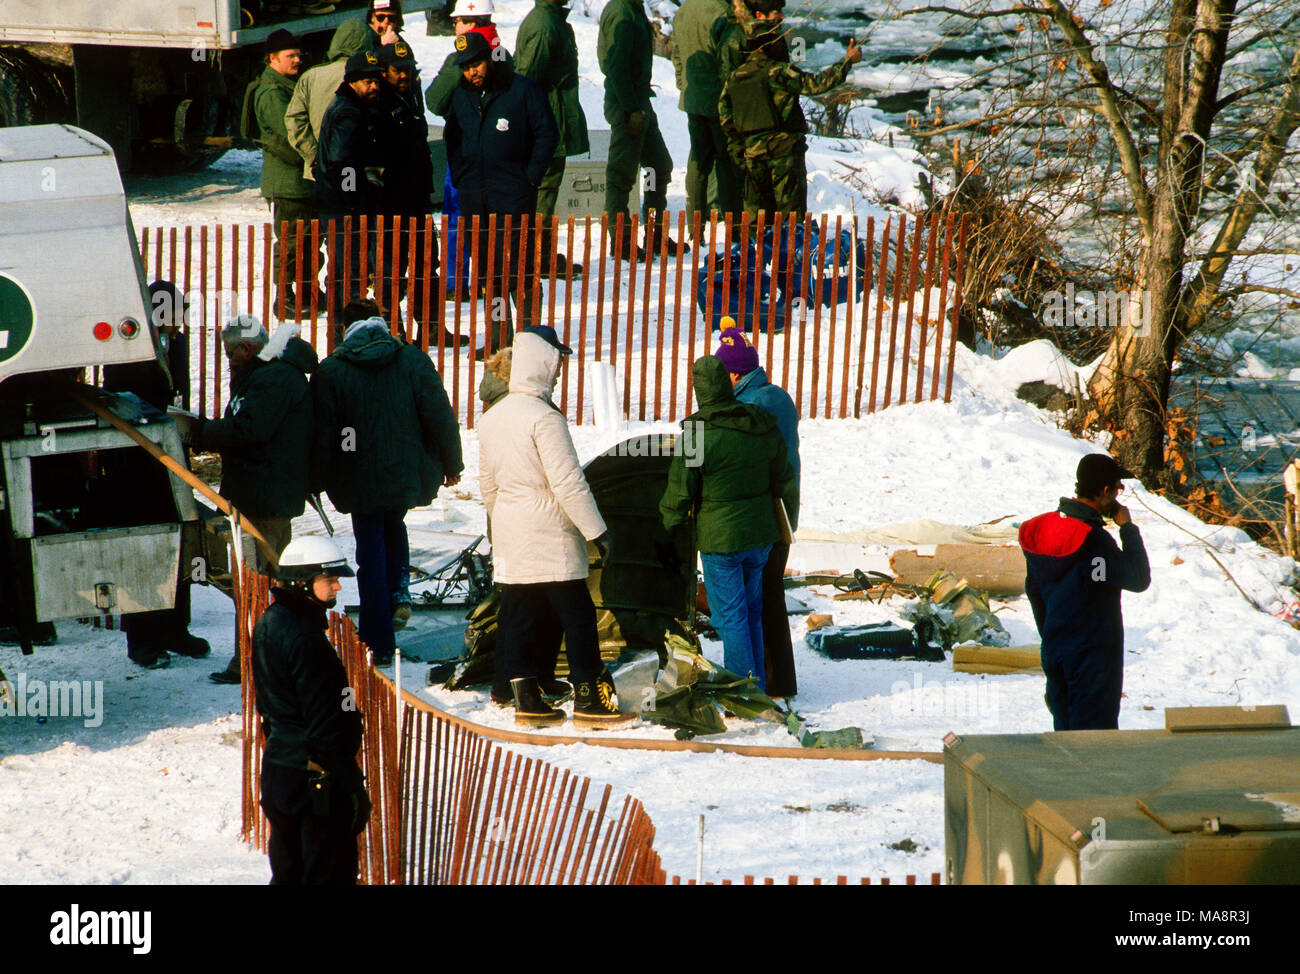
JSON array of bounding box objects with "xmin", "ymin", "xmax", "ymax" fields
[{"xmin": 888, "ymin": 0, "xmax": 1300, "ymax": 487}]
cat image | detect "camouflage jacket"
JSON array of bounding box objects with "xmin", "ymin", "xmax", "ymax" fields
[{"xmin": 718, "ymin": 19, "xmax": 852, "ymax": 158}]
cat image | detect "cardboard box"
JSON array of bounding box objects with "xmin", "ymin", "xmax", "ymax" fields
[{"xmin": 945, "ymin": 723, "xmax": 1300, "ymax": 884}]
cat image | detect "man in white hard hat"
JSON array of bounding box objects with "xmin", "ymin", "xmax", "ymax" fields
[
  {"xmin": 252, "ymin": 536, "xmax": 370, "ymax": 885},
  {"xmin": 424, "ymin": 0, "xmax": 507, "ymax": 117}
]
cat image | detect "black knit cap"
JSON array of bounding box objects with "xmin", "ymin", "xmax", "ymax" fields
[
  {"xmin": 1076, "ymin": 453, "xmax": 1134, "ymax": 496},
  {"xmin": 265, "ymin": 28, "xmax": 299, "ymax": 55}
]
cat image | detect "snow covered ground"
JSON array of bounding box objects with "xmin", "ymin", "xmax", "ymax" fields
[
  {"xmin": 4, "ymin": 9, "xmax": 1298, "ymax": 885},
  {"xmin": 6, "ymin": 335, "xmax": 1298, "ymax": 883}
]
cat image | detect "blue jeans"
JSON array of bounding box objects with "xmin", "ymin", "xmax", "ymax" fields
[
  {"xmin": 700, "ymin": 545, "xmax": 771, "ymax": 689},
  {"xmin": 352, "ymin": 510, "xmax": 409, "ymax": 659}
]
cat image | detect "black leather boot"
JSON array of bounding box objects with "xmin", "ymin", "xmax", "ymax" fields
[
  {"xmin": 540, "ymin": 678, "xmax": 573, "ymax": 704},
  {"xmin": 510, "ymin": 676, "xmax": 565, "ymax": 728}
]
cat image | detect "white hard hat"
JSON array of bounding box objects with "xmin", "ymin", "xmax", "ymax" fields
[
  {"xmin": 276, "ymin": 536, "xmax": 355, "ymax": 581},
  {"xmin": 450, "ymin": 0, "xmax": 493, "ymax": 17}
]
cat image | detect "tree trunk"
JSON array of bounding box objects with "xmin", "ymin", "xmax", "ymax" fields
[
  {"xmin": 1086, "ymin": 285, "xmax": 1176, "ymax": 489},
  {"xmin": 1088, "ymin": 193, "xmax": 1193, "ymax": 488},
  {"xmin": 1088, "ymin": 0, "xmax": 1236, "ymax": 490}
]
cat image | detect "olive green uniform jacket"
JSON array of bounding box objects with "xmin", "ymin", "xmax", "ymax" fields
[
  {"xmin": 249, "ymin": 65, "xmax": 313, "ymax": 200},
  {"xmin": 660, "ymin": 356, "xmax": 798, "ymax": 555},
  {"xmin": 285, "ymin": 18, "xmax": 370, "ymax": 179},
  {"xmin": 597, "ymin": 0, "xmax": 654, "ymax": 119},
  {"xmin": 670, "ymin": 0, "xmax": 733, "ymax": 117},
  {"xmin": 515, "ymin": 0, "xmax": 589, "ymax": 157}
]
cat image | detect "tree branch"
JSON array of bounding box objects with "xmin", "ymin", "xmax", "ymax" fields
[
  {"xmin": 1216, "ymin": 73, "xmax": 1295, "ymax": 112},
  {"xmin": 1040, "ymin": 0, "xmax": 1154, "ymax": 238},
  {"xmin": 1184, "ymin": 39, "xmax": 1300, "ymax": 331},
  {"xmin": 909, "ymin": 99, "xmax": 1102, "ymax": 137},
  {"xmin": 1218, "ymin": 284, "xmax": 1300, "ymax": 300},
  {"xmin": 896, "ymin": 4, "xmax": 1051, "ymax": 19}
]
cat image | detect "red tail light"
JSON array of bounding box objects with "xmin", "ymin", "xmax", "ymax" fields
[{"xmin": 93, "ymin": 321, "xmax": 112, "ymax": 341}]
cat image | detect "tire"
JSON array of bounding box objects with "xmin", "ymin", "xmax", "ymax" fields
[
  {"xmin": 0, "ymin": 48, "xmax": 73, "ymax": 127},
  {"xmin": 132, "ymin": 92, "xmax": 230, "ymax": 174}
]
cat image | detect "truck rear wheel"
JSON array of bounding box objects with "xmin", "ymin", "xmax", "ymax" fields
[
  {"xmin": 132, "ymin": 95, "xmax": 230, "ymax": 174},
  {"xmin": 0, "ymin": 48, "xmax": 73, "ymax": 127}
]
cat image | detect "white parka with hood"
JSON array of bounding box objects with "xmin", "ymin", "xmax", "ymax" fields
[{"xmin": 477, "ymin": 332, "xmax": 607, "ymax": 584}]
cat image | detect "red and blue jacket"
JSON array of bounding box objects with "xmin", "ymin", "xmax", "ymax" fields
[{"xmin": 1019, "ymin": 497, "xmax": 1150, "ymax": 662}]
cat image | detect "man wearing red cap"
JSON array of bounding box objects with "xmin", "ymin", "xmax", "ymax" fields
[
  {"xmin": 1019, "ymin": 454, "xmax": 1151, "ymax": 730},
  {"xmin": 439, "ymin": 31, "xmax": 559, "ymax": 351}
]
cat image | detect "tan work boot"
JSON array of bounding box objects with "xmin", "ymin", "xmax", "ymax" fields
[{"xmin": 572, "ymin": 673, "xmax": 637, "ymax": 730}]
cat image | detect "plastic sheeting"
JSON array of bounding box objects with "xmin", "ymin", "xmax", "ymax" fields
[{"xmin": 795, "ymin": 517, "xmax": 1020, "ymax": 546}]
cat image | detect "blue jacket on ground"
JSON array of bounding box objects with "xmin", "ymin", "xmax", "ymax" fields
[
  {"xmin": 733, "ymin": 366, "xmax": 800, "ymax": 530},
  {"xmin": 440, "ymin": 63, "xmax": 559, "ymax": 218},
  {"xmin": 1019, "ymin": 496, "xmax": 1150, "ymax": 730}
]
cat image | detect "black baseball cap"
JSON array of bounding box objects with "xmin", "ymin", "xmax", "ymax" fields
[
  {"xmin": 344, "ymin": 50, "xmax": 384, "ymax": 82},
  {"xmin": 1076, "ymin": 453, "xmax": 1134, "ymax": 495},
  {"xmin": 520, "ymin": 325, "xmax": 572, "ymax": 356},
  {"xmin": 453, "ymin": 31, "xmax": 492, "ymax": 66},
  {"xmin": 378, "ymin": 39, "xmax": 416, "ymax": 67}
]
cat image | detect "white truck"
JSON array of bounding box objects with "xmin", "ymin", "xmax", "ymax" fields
[
  {"xmin": 0, "ymin": 124, "xmax": 199, "ymax": 653},
  {"xmin": 0, "ymin": 0, "xmax": 443, "ymax": 171}
]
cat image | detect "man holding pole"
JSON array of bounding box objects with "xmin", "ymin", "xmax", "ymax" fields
[{"xmin": 193, "ymin": 316, "xmax": 317, "ymax": 684}]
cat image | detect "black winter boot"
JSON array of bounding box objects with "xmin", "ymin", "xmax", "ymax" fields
[
  {"xmin": 573, "ymin": 675, "xmax": 636, "ymax": 730},
  {"xmin": 609, "ymin": 229, "xmax": 645, "ymax": 262},
  {"xmin": 540, "ymin": 678, "xmax": 573, "ymax": 703},
  {"xmin": 510, "ymin": 677, "xmax": 565, "ymax": 728},
  {"xmin": 209, "ymin": 655, "xmax": 240, "ymax": 685},
  {"xmin": 644, "ymin": 222, "xmax": 687, "ymax": 259},
  {"xmin": 171, "ymin": 632, "xmax": 211, "ymax": 659}
]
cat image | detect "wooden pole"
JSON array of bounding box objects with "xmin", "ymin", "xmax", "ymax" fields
[
  {"xmin": 945, "ymin": 214, "xmax": 969, "ymax": 403},
  {"xmin": 71, "ymin": 389, "xmax": 279, "ymax": 566}
]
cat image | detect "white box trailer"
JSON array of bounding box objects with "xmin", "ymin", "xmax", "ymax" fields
[
  {"xmin": 0, "ymin": 125, "xmax": 156, "ymax": 381},
  {"xmin": 0, "ymin": 0, "xmax": 442, "ymax": 170},
  {"xmin": 0, "ymin": 124, "xmax": 197, "ymax": 647}
]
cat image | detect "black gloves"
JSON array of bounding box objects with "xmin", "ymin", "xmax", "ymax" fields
[
  {"xmin": 655, "ymin": 537, "xmax": 681, "ymax": 572},
  {"xmin": 313, "ymin": 761, "xmax": 371, "ymax": 834},
  {"xmin": 592, "ymin": 532, "xmax": 613, "ymax": 567},
  {"xmin": 348, "ymin": 786, "xmax": 373, "ymax": 836}
]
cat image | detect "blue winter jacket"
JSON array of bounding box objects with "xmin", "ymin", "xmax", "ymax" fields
[
  {"xmin": 441, "ymin": 63, "xmax": 558, "ymax": 219},
  {"xmin": 1019, "ymin": 497, "xmax": 1150, "ymax": 664},
  {"xmin": 733, "ymin": 367, "xmax": 800, "ymax": 529}
]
